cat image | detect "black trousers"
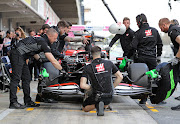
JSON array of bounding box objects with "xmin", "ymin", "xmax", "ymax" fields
[
  {"xmin": 136, "ymin": 56, "xmax": 157, "ymax": 70},
  {"xmin": 28, "ymin": 59, "xmax": 39, "ymax": 80},
  {"xmin": 9, "ymin": 49, "xmax": 31, "ymax": 103}
]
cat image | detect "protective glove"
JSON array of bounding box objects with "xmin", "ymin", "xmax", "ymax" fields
[
  {"xmin": 168, "ymin": 57, "xmax": 180, "ymax": 66},
  {"xmin": 105, "ymin": 46, "xmax": 111, "ymax": 52},
  {"xmin": 63, "ymin": 56, "xmax": 73, "ymax": 62},
  {"xmin": 156, "ymin": 56, "xmax": 161, "ymax": 64}
]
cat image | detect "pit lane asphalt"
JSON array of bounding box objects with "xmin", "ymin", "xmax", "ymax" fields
[
  {"xmin": 134, "ymin": 83, "xmax": 180, "ymax": 124},
  {"xmin": 0, "ymin": 45, "xmax": 178, "ymax": 124},
  {"xmin": 0, "ymin": 81, "xmax": 157, "ymax": 124}
]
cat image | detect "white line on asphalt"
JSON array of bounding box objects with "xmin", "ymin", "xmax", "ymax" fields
[
  {"xmin": 0, "ymin": 109, "xmax": 14, "ymax": 120},
  {"xmin": 0, "ymin": 98, "xmax": 24, "ymax": 121}
]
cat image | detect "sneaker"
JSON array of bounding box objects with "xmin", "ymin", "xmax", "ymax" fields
[
  {"xmin": 9, "ymin": 102, "xmax": 26, "ymax": 109},
  {"xmin": 44, "ymin": 98, "xmax": 58, "ymax": 103},
  {"xmin": 97, "ymin": 101, "xmax": 104, "ymax": 116},
  {"xmin": 171, "ymin": 105, "xmax": 180, "ymax": 110},
  {"xmin": 175, "ymin": 96, "xmax": 180, "ymax": 101},
  {"xmin": 25, "ymin": 101, "xmax": 40, "ymax": 107}
]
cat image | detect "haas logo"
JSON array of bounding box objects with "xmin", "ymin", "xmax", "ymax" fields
[
  {"xmin": 96, "ymin": 63, "xmax": 105, "ymax": 72},
  {"xmin": 145, "ymin": 29, "xmax": 152, "ymax": 36}
]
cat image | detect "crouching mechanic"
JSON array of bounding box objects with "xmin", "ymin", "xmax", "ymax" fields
[
  {"xmin": 9, "ymin": 28, "xmax": 62, "ymax": 109},
  {"xmin": 80, "ymin": 46, "xmax": 123, "ymax": 116}
]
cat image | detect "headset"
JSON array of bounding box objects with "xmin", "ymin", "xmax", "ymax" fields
[{"xmin": 137, "ymin": 13, "xmax": 144, "ymax": 27}]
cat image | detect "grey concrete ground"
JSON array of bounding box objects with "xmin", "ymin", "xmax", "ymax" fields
[
  {"xmin": 134, "ymin": 84, "xmax": 180, "ymax": 124},
  {"xmin": 0, "ymin": 81, "xmax": 157, "ymax": 124}
]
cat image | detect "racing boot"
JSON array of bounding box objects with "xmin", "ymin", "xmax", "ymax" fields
[
  {"xmin": 171, "ymin": 104, "xmax": 180, "ymax": 110},
  {"xmin": 96, "ymin": 101, "xmax": 104, "ymax": 116},
  {"xmin": 25, "ymin": 101, "xmax": 40, "ymax": 107}
]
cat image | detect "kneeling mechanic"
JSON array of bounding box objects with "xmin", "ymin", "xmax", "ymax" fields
[{"xmin": 80, "ymin": 46, "xmax": 123, "ymax": 116}]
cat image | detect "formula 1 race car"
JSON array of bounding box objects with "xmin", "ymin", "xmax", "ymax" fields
[{"xmin": 36, "ymin": 45, "xmax": 178, "ymax": 104}]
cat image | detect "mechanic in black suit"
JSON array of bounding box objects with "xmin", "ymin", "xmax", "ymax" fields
[
  {"xmin": 107, "ymin": 17, "xmax": 134, "ymax": 59},
  {"xmin": 80, "ymin": 46, "xmax": 123, "ymax": 116},
  {"xmin": 130, "ymin": 13, "xmax": 163, "ymax": 104},
  {"xmin": 159, "ymin": 18, "xmax": 180, "ymax": 110},
  {"xmin": 9, "ymin": 28, "xmax": 62, "ymax": 109}
]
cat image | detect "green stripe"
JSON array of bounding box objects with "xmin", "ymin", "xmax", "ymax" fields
[{"xmin": 165, "ymin": 69, "xmax": 175, "ymax": 100}]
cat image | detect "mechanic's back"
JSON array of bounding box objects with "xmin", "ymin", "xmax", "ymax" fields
[
  {"xmin": 83, "ymin": 57, "xmax": 118, "ymax": 94},
  {"xmin": 80, "ymin": 46, "xmax": 123, "ymax": 116}
]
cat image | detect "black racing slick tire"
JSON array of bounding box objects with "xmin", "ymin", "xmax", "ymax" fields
[
  {"xmin": 128, "ymin": 63, "xmax": 149, "ymax": 88},
  {"xmin": 150, "ymin": 62, "xmax": 179, "ymax": 104}
]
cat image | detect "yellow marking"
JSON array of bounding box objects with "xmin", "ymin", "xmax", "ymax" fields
[
  {"xmin": 26, "ymin": 108, "xmax": 34, "ymax": 111},
  {"xmin": 141, "ymin": 101, "xmax": 158, "ymax": 112},
  {"xmin": 89, "ymin": 111, "xmax": 96, "ymax": 113},
  {"xmin": 146, "ymin": 104, "xmax": 154, "ymax": 109},
  {"xmin": 150, "ymin": 109, "xmax": 159, "ymax": 112},
  {"xmin": 35, "ymin": 102, "xmax": 40, "ymax": 104}
]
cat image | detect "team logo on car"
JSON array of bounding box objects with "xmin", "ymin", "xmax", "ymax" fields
[
  {"xmin": 145, "ymin": 29, "xmax": 152, "ymax": 36},
  {"xmin": 96, "ymin": 63, "xmax": 105, "ymax": 72}
]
